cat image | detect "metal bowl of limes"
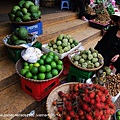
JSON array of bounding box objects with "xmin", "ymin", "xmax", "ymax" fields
[
  {"xmin": 15, "ymin": 52, "xmax": 63, "ymax": 83},
  {"xmin": 114, "ymin": 109, "xmax": 120, "ymax": 120}
]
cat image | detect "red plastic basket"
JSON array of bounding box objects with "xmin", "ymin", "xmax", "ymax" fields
[
  {"xmin": 20, "ymin": 77, "xmax": 59, "ymax": 102},
  {"xmin": 60, "ymin": 56, "xmax": 71, "ymax": 77}
]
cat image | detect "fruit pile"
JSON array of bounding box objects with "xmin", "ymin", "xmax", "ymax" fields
[
  {"xmin": 115, "ymin": 109, "xmax": 120, "ymax": 120},
  {"xmin": 91, "ymin": 66, "xmax": 112, "ymax": 86},
  {"xmin": 70, "ymin": 48, "xmax": 104, "ymax": 69},
  {"xmin": 7, "ymin": 27, "xmax": 31, "ymax": 45},
  {"xmin": 105, "ymin": 74, "xmax": 120, "ymax": 96},
  {"xmin": 45, "ymin": 34, "xmax": 79, "ymax": 54},
  {"xmin": 20, "ymin": 51, "xmax": 63, "ymax": 80},
  {"xmin": 52, "ymin": 83, "xmax": 116, "ymax": 120},
  {"xmin": 8, "ymin": 0, "xmax": 41, "ymax": 22}
]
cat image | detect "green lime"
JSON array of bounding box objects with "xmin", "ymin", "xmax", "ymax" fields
[
  {"xmin": 117, "ymin": 110, "xmax": 120, "ymax": 116},
  {"xmin": 54, "ymin": 55, "xmax": 59, "ymax": 61},
  {"xmin": 38, "ymin": 59, "xmax": 44, "ymax": 65},
  {"xmin": 45, "ymin": 64, "xmax": 52, "ymax": 72},
  {"xmin": 24, "ymin": 62, "xmax": 29, "ymax": 66},
  {"xmin": 45, "ymin": 73, "xmax": 53, "ymax": 79},
  {"xmin": 32, "ymin": 75, "xmax": 38, "ymax": 80},
  {"xmin": 20, "ymin": 69, "xmax": 28, "ymax": 76},
  {"xmin": 57, "ymin": 60, "xmax": 63, "ymax": 65},
  {"xmin": 31, "ymin": 66, "xmax": 38, "ymax": 75},
  {"xmin": 48, "ymin": 51, "xmax": 55, "ymax": 56},
  {"xmin": 45, "ymin": 57, "xmax": 52, "ymax": 64},
  {"xmin": 25, "ymin": 71, "xmax": 32, "ymax": 78},
  {"xmin": 34, "ymin": 62, "xmax": 40, "ymax": 67},
  {"xmin": 47, "ymin": 55, "xmax": 54, "ymax": 60},
  {"xmin": 117, "ymin": 116, "xmax": 120, "ymax": 120},
  {"xmin": 38, "ymin": 73, "xmax": 45, "ymax": 80},
  {"xmin": 39, "ymin": 65, "xmax": 46, "ymax": 73},
  {"xmin": 41, "ymin": 54, "xmax": 47, "ymax": 60},
  {"xmin": 24, "ymin": 65, "xmax": 29, "ymax": 70},
  {"xmin": 51, "ymin": 61, "xmax": 56, "ymax": 68},
  {"xmin": 29, "ymin": 63, "xmax": 34, "ymax": 70},
  {"xmin": 56, "ymin": 65, "xmax": 62, "ymax": 71},
  {"xmin": 51, "ymin": 69, "xmax": 59, "ymax": 76}
]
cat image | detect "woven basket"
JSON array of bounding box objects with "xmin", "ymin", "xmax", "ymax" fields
[
  {"xmin": 46, "ymin": 82, "xmax": 111, "ymax": 120},
  {"xmin": 3, "ymin": 34, "xmax": 37, "ymax": 49},
  {"xmin": 15, "ymin": 59, "xmax": 63, "ymax": 83},
  {"xmin": 11, "ymin": 18, "xmax": 41, "ymax": 25},
  {"xmin": 46, "ymin": 82, "xmax": 78, "ymax": 120},
  {"xmin": 68, "ymin": 50, "xmax": 104, "ymax": 72}
]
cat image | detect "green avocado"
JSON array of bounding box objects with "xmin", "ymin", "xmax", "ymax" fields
[
  {"xmin": 22, "ymin": 14, "xmax": 31, "ymax": 21},
  {"xmin": 11, "ymin": 5, "xmax": 21, "ymax": 14}
]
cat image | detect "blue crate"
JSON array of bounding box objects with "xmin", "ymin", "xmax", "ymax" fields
[{"xmin": 12, "ymin": 21, "xmax": 43, "ymax": 36}]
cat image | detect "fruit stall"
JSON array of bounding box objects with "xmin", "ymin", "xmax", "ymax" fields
[
  {"xmin": 87, "ymin": 0, "xmax": 118, "ymax": 30},
  {"xmin": 1, "ymin": 0, "xmax": 120, "ymax": 120}
]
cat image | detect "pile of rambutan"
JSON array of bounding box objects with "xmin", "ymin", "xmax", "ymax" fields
[{"xmin": 52, "ymin": 83, "xmax": 116, "ymax": 120}]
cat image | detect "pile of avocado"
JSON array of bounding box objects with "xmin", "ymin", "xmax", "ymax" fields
[
  {"xmin": 7, "ymin": 27, "xmax": 29, "ymax": 45},
  {"xmin": 8, "ymin": 0, "xmax": 41, "ymax": 22}
]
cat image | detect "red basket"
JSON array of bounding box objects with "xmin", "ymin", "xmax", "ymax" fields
[
  {"xmin": 59, "ymin": 56, "xmax": 71, "ymax": 77},
  {"xmin": 20, "ymin": 77, "xmax": 59, "ymax": 102}
]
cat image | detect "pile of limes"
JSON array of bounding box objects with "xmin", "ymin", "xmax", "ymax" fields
[{"xmin": 20, "ymin": 51, "xmax": 63, "ymax": 80}]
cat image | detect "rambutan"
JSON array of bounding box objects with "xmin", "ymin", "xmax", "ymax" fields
[
  {"xmin": 65, "ymin": 115, "xmax": 71, "ymax": 120},
  {"xmin": 105, "ymin": 98, "xmax": 111, "ymax": 104},
  {"xmin": 101, "ymin": 95, "xmax": 106, "ymax": 102},
  {"xmin": 95, "ymin": 102, "xmax": 102, "ymax": 108},
  {"xmin": 94, "ymin": 110, "xmax": 100, "ymax": 118},
  {"xmin": 69, "ymin": 110, "xmax": 75, "ymax": 117},
  {"xmin": 78, "ymin": 109, "xmax": 84, "ymax": 116},
  {"xmin": 66, "ymin": 105, "xmax": 72, "ymax": 111},
  {"xmin": 74, "ymin": 84, "xmax": 79, "ymax": 92},
  {"xmin": 96, "ymin": 90, "xmax": 102, "ymax": 96},
  {"xmin": 86, "ymin": 114, "xmax": 93, "ymax": 120},
  {"xmin": 90, "ymin": 99, "xmax": 95, "ymax": 104},
  {"xmin": 104, "ymin": 89, "xmax": 109, "ymax": 95},
  {"xmin": 83, "ymin": 104, "xmax": 89, "ymax": 111},
  {"xmin": 89, "ymin": 92, "xmax": 95, "ymax": 99},
  {"xmin": 84, "ymin": 95, "xmax": 90, "ymax": 102},
  {"xmin": 85, "ymin": 88, "xmax": 89, "ymax": 93},
  {"xmin": 106, "ymin": 109, "xmax": 110, "ymax": 114},
  {"xmin": 101, "ymin": 115, "xmax": 105, "ymax": 120},
  {"xmin": 58, "ymin": 107, "xmax": 63, "ymax": 112},
  {"xmin": 110, "ymin": 109, "xmax": 116, "ymax": 114},
  {"xmin": 95, "ymin": 96, "xmax": 101, "ymax": 103}
]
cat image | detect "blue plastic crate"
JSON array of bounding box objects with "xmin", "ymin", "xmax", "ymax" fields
[{"xmin": 12, "ymin": 21, "xmax": 43, "ymax": 36}]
